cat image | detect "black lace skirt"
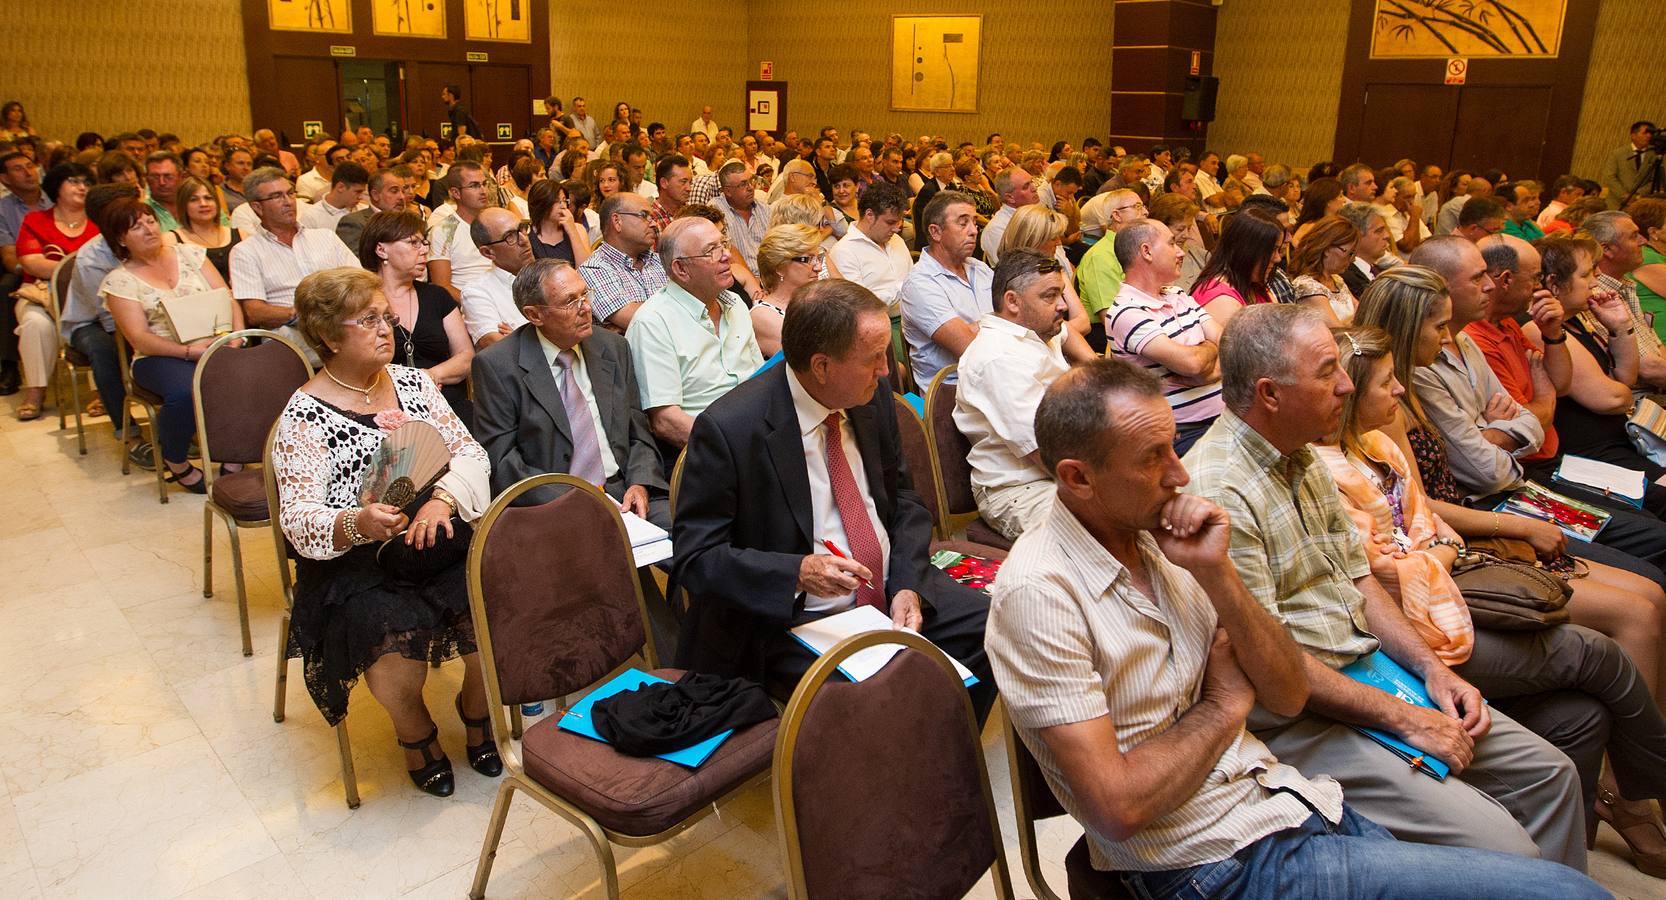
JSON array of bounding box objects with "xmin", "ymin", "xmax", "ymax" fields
[{"xmin": 288, "ymin": 544, "xmax": 477, "ymax": 725}]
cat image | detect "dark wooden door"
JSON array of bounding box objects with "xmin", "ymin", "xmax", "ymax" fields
[
  {"xmin": 1452, "ymin": 85, "xmax": 1552, "ymax": 182},
  {"xmin": 270, "ymin": 56, "xmax": 341, "ymax": 147},
  {"xmin": 1359, "ymin": 83, "xmax": 1458, "ymax": 172},
  {"xmin": 412, "ymin": 62, "xmax": 472, "ymax": 140},
  {"xmin": 470, "ymin": 64, "xmax": 532, "ymax": 142}
]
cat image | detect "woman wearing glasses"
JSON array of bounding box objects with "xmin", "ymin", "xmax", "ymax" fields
[
  {"xmin": 14, "ymin": 163, "xmax": 100, "ymax": 421},
  {"xmin": 751, "ymin": 224, "xmax": 825, "ymax": 358},
  {"xmin": 271, "ymin": 267, "xmax": 498, "ymax": 798},
  {"xmin": 358, "ymin": 211, "xmax": 474, "ymax": 417},
  {"xmin": 769, "ymin": 192, "xmax": 845, "ymax": 275}
]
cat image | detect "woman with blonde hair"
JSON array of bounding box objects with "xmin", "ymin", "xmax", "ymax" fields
[
  {"xmin": 751, "ymin": 224, "xmax": 824, "ymax": 358},
  {"xmin": 998, "ymin": 203, "xmax": 1093, "ymax": 360},
  {"xmin": 1287, "ymin": 214, "xmax": 1360, "ymax": 324},
  {"xmin": 770, "ymin": 192, "xmax": 844, "ymax": 271},
  {"xmin": 171, "ymin": 175, "xmax": 239, "ymax": 281}
]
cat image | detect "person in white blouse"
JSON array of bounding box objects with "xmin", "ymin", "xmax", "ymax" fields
[{"xmin": 272, "ymin": 266, "xmax": 497, "ymax": 798}]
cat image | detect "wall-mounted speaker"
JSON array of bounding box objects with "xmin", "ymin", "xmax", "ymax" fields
[{"xmin": 1182, "ymin": 76, "xmax": 1219, "ymax": 123}]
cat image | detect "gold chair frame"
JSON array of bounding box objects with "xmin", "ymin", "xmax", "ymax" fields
[
  {"xmin": 193, "ymin": 329, "xmax": 313, "ymax": 657},
  {"xmin": 894, "ymin": 390, "xmax": 957, "ymax": 542},
  {"xmin": 922, "ymin": 364, "xmax": 980, "ymax": 541},
  {"xmin": 263, "ymin": 420, "xmax": 360, "ymax": 809},
  {"xmin": 465, "ymin": 473, "xmax": 768, "ymax": 900},
  {"xmin": 113, "ymin": 329, "xmax": 170, "ymax": 503},
  {"xmin": 1000, "ymin": 700, "xmax": 1066, "ymax": 900},
  {"xmin": 773, "ymin": 630, "xmax": 1014, "ymax": 900},
  {"xmin": 45, "ymin": 254, "xmax": 89, "ymax": 455}
]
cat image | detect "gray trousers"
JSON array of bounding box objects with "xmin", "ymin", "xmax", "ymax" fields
[{"xmin": 1252, "ymin": 706, "xmax": 1587, "ymax": 872}]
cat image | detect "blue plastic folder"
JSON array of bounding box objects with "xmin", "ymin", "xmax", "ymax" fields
[
  {"xmin": 555, "ymin": 668, "xmax": 733, "ymax": 768},
  {"xmin": 1339, "ymin": 651, "xmax": 1452, "ymax": 781}
]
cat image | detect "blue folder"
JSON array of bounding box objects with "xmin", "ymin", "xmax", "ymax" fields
[
  {"xmin": 556, "ymin": 668, "xmax": 732, "ymax": 768},
  {"xmin": 1338, "ymin": 651, "xmax": 1452, "ymax": 780}
]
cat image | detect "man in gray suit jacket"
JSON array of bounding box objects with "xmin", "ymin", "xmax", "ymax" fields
[
  {"xmin": 1601, "ymin": 120, "xmax": 1660, "ymax": 208},
  {"xmin": 472, "ymin": 258, "xmax": 669, "ymax": 525},
  {"xmin": 336, "ymin": 168, "xmax": 410, "ymax": 255}
]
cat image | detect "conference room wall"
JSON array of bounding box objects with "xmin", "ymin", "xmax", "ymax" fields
[
  {"xmin": 744, "ymin": 1, "xmax": 1116, "ymax": 147},
  {"xmin": 0, "ymin": 0, "xmax": 253, "ymax": 142},
  {"xmin": 1572, "ymin": 0, "xmax": 1666, "ymax": 179}
]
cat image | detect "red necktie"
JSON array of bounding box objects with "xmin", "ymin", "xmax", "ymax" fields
[{"xmin": 823, "ymin": 412, "xmax": 886, "ymax": 611}]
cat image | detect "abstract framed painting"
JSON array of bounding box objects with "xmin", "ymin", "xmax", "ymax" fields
[
  {"xmin": 373, "ymin": 0, "xmax": 447, "ymax": 39},
  {"xmin": 1370, "ymin": 0, "xmax": 1566, "ymax": 58},
  {"xmin": 268, "ymin": 0, "xmax": 352, "ymax": 33},
  {"xmin": 891, "ymin": 15, "xmax": 982, "ymax": 113}
]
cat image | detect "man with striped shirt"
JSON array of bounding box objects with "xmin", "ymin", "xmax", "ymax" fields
[
  {"xmin": 987, "ymin": 358, "xmax": 1605, "ymax": 898},
  {"xmin": 1105, "ymin": 218, "xmax": 1224, "ymax": 454}
]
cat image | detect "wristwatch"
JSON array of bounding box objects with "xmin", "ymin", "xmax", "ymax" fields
[{"xmin": 431, "ymin": 486, "xmax": 458, "ymax": 516}]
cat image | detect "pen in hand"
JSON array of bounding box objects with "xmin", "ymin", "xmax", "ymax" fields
[{"xmin": 821, "ymin": 539, "xmax": 875, "ymax": 590}]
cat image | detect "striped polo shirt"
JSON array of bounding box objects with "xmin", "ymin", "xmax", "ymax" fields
[{"xmin": 1105, "ymin": 282, "xmax": 1225, "ymax": 423}]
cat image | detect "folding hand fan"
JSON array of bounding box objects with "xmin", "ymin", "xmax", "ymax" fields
[{"xmin": 359, "ymin": 420, "xmax": 452, "ymax": 511}]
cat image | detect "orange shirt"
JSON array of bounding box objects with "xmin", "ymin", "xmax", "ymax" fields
[{"xmin": 1464, "ymin": 317, "xmax": 1558, "ymax": 461}]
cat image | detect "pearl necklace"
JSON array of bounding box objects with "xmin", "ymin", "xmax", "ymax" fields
[{"xmin": 323, "ymin": 366, "xmax": 381, "ymax": 406}]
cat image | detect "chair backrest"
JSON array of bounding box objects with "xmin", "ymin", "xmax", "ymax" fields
[
  {"xmin": 262, "ymin": 421, "xmax": 300, "ymax": 585},
  {"xmin": 924, "ymin": 364, "xmax": 979, "ymax": 522},
  {"xmin": 194, "ymin": 330, "xmax": 313, "ymax": 473},
  {"xmin": 667, "ymin": 446, "xmax": 688, "ymax": 525},
  {"xmin": 887, "ymin": 335, "xmax": 917, "ymax": 397},
  {"xmin": 892, "ymin": 392, "xmax": 946, "ymax": 539},
  {"xmin": 469, "ymin": 474, "xmax": 656, "ymax": 732},
  {"xmin": 775, "ymin": 631, "xmax": 1012, "ymax": 900},
  {"xmin": 1003, "ymin": 704, "xmax": 1069, "ymax": 900},
  {"xmin": 47, "ymin": 253, "xmax": 76, "ymax": 330}
]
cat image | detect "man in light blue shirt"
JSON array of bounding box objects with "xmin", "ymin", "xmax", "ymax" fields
[
  {"xmin": 626, "ymin": 217, "xmax": 763, "ymax": 452},
  {"xmin": 899, "ymin": 190, "xmax": 992, "ymax": 387}
]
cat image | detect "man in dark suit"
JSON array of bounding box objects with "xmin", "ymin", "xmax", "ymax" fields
[
  {"xmin": 672, "ymin": 278, "xmax": 994, "ymax": 717},
  {"xmin": 471, "ymin": 258, "xmax": 669, "ymax": 525}
]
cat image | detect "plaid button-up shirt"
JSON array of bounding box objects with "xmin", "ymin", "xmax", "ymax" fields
[
  {"xmin": 1182, "ymin": 411, "xmax": 1379, "ymax": 669},
  {"xmin": 576, "ymin": 240, "xmax": 669, "ymax": 324}
]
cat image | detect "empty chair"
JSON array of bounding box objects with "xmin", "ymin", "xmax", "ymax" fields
[{"xmin": 924, "ymin": 365, "xmax": 1014, "ymax": 552}]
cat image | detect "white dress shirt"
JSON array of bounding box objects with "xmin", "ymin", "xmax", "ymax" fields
[
  {"xmin": 228, "ymin": 223, "xmax": 357, "ymax": 310},
  {"xmin": 786, "ymin": 366, "xmax": 891, "ymax": 613},
  {"xmin": 536, "ymin": 330, "xmax": 619, "ymax": 479},
  {"xmin": 459, "ymin": 265, "xmax": 528, "ymax": 344},
  {"xmin": 980, "ymin": 205, "xmax": 1017, "ymax": 265},
  {"xmin": 297, "ymin": 198, "xmax": 363, "ymax": 230},
  {"xmin": 830, "ymin": 225, "xmax": 913, "ymax": 313},
  {"xmin": 296, "ymin": 168, "xmax": 330, "ymax": 203},
  {"xmin": 954, "ymin": 314, "xmax": 1069, "ymax": 492}
]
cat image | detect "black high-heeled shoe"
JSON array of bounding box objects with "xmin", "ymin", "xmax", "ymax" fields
[
  {"xmin": 398, "ymin": 725, "xmax": 455, "ymax": 797},
  {"xmin": 456, "ymin": 693, "xmax": 503, "ymax": 777}
]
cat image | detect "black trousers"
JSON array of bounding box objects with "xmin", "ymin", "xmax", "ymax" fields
[
  {"xmin": 0, "ymin": 271, "xmax": 18, "ymax": 362},
  {"xmin": 762, "ymin": 568, "xmax": 996, "ymax": 723}
]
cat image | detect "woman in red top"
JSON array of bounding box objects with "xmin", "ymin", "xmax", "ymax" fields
[{"xmin": 14, "ymin": 162, "xmax": 99, "ymax": 420}]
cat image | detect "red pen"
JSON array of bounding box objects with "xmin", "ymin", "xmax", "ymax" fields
[{"xmin": 821, "ymin": 539, "xmax": 875, "ymax": 589}]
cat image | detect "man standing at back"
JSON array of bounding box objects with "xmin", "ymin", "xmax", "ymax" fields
[
  {"xmin": 1602, "ymin": 121, "xmax": 1659, "ymax": 208},
  {"xmin": 441, "ymin": 84, "xmax": 481, "ymax": 140},
  {"xmin": 690, "ymin": 106, "xmax": 719, "ymax": 143}
]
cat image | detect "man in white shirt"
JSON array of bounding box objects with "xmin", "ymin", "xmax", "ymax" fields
[
  {"xmin": 980, "ymin": 166, "xmax": 1039, "ymax": 266},
  {"xmin": 954, "ymin": 248, "xmax": 1071, "ymax": 540},
  {"xmin": 296, "ymin": 142, "xmax": 343, "ymax": 203},
  {"xmin": 690, "ymin": 106, "xmax": 720, "ymax": 143},
  {"xmin": 830, "ymin": 181, "xmax": 913, "ymax": 318},
  {"xmin": 427, "ymin": 160, "xmax": 493, "ymax": 299},
  {"xmin": 1538, "ymin": 175, "xmax": 1586, "ymax": 229},
  {"xmin": 461, "ymin": 207, "xmax": 534, "ymax": 350},
  {"xmin": 900, "ymin": 190, "xmax": 992, "ymax": 388},
  {"xmin": 228, "ymin": 168, "xmax": 357, "ymax": 362},
  {"xmin": 562, "ymin": 96, "xmax": 599, "ymax": 147},
  {"xmin": 297, "ymin": 162, "xmax": 367, "ymax": 230}
]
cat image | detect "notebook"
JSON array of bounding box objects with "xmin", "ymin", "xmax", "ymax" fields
[
  {"xmin": 789, "ymin": 605, "xmax": 978, "ymax": 687},
  {"xmin": 1553, "ymin": 455, "xmax": 1646, "ymax": 508},
  {"xmin": 1339, "ymin": 651, "xmax": 1453, "ymax": 781},
  {"xmin": 555, "ymin": 668, "xmax": 731, "ymax": 768},
  {"xmin": 619, "ymin": 510, "xmax": 672, "ymax": 567}
]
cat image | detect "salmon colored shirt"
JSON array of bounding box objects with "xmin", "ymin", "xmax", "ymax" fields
[{"xmin": 1464, "ymin": 317, "xmax": 1558, "ymax": 462}]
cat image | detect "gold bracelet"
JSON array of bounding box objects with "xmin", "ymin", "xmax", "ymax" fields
[
  {"xmin": 1491, "ymin": 512, "xmax": 1501, "ymax": 538},
  {"xmin": 342, "ymin": 508, "xmax": 372, "ymax": 545}
]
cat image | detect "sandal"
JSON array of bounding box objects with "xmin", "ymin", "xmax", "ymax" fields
[
  {"xmin": 16, "ymin": 401, "xmax": 41, "ymax": 421},
  {"xmin": 456, "ymin": 693, "xmax": 503, "ymax": 777},
  {"xmin": 397, "ymin": 725, "xmax": 455, "ymax": 797},
  {"xmin": 85, "ymin": 397, "xmax": 105, "ymax": 418},
  {"xmin": 1594, "ymin": 786, "xmax": 1666, "ymax": 878},
  {"xmin": 164, "ymin": 464, "xmax": 208, "ymax": 494}
]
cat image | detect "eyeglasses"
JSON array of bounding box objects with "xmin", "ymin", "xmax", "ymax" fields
[
  {"xmin": 395, "ymin": 236, "xmax": 430, "ymax": 250},
  {"xmin": 614, "ymin": 209, "xmax": 654, "ymax": 224},
  {"xmin": 481, "ymin": 222, "xmax": 531, "ymax": 246},
  {"xmin": 344, "ymin": 312, "xmax": 400, "ymax": 331},
  {"xmin": 251, "ymin": 189, "xmax": 297, "ymax": 204},
  {"xmin": 1111, "ymin": 202, "xmax": 1146, "ymax": 214},
  {"xmin": 1035, "ymin": 257, "xmax": 1063, "ymax": 274},
  {"xmin": 534, "ymin": 289, "xmax": 592, "ymax": 314},
  {"xmin": 677, "ymin": 243, "xmax": 727, "ymax": 264},
  {"xmin": 791, "ymin": 252, "xmax": 827, "ymax": 268}
]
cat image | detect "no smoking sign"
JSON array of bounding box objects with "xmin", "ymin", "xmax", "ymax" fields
[{"xmin": 1444, "ymin": 57, "xmax": 1468, "ymax": 85}]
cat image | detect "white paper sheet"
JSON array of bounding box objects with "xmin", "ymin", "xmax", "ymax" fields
[{"xmin": 789, "ymin": 605, "xmax": 975, "ymax": 685}]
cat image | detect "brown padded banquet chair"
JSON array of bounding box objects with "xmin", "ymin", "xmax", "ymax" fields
[
  {"xmin": 894, "ymin": 391, "xmax": 1012, "ymax": 561},
  {"xmin": 466, "ymin": 474, "xmax": 777, "ymax": 900},
  {"xmin": 46, "ymin": 254, "xmax": 89, "ymax": 454},
  {"xmin": 774, "ymin": 630, "xmax": 1013, "ymax": 900},
  {"xmin": 193, "ymin": 329, "xmax": 312, "ymax": 656},
  {"xmin": 113, "ymin": 329, "xmax": 170, "ymax": 502},
  {"xmin": 923, "ymin": 365, "xmax": 1015, "ymax": 552}
]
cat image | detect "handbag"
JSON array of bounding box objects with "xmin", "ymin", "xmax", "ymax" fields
[
  {"xmin": 1449, "ymin": 549, "xmax": 1573, "ymax": 631},
  {"xmin": 1626, "ymin": 396, "xmax": 1666, "ymax": 467},
  {"xmin": 12, "ymin": 280, "xmax": 49, "ymax": 307},
  {"xmin": 373, "ymin": 516, "xmax": 472, "ymax": 583},
  {"xmin": 159, "ymin": 287, "xmax": 235, "ymax": 343}
]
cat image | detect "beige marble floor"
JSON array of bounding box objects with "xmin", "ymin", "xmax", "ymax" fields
[{"xmin": 1, "ymin": 396, "xmax": 1663, "ymax": 899}]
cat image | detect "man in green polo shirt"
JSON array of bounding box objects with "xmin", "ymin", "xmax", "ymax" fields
[{"xmin": 1076, "ymin": 188, "xmax": 1147, "ymax": 346}]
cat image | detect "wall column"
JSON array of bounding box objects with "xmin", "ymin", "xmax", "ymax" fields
[{"xmin": 1108, "ymin": 0, "xmax": 1217, "ymax": 159}]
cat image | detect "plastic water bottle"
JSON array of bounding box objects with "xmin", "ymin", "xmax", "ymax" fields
[{"xmin": 521, "ymin": 701, "xmax": 544, "ymax": 716}]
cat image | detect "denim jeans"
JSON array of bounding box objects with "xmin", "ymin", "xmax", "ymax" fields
[
  {"xmin": 1122, "ymin": 805, "xmax": 1607, "ymax": 900},
  {"xmin": 128, "ymin": 355, "xmax": 197, "ymax": 463},
  {"xmin": 69, "ymin": 324, "xmax": 127, "ymax": 436}
]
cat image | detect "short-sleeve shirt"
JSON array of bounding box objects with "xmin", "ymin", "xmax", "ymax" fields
[
  {"xmin": 1076, "ymin": 236, "xmax": 1125, "ymax": 320},
  {"xmin": 625, "ymin": 282, "xmax": 763, "ymax": 416},
  {"xmin": 15, "ymin": 210, "xmax": 99, "ymax": 283},
  {"xmin": 1181, "ymin": 411, "xmax": 1380, "ymax": 668},
  {"xmin": 1464, "ymin": 317, "xmax": 1557, "ymax": 461},
  {"xmin": 458, "ymin": 264, "xmax": 527, "ymax": 344},
  {"xmin": 0, "ymin": 191, "xmax": 51, "ymax": 247},
  {"xmin": 577, "ymin": 240, "xmax": 669, "ymax": 324},
  {"xmin": 1105, "ymin": 283, "xmax": 1224, "ymax": 424},
  {"xmin": 98, "ymin": 243, "xmax": 215, "ymax": 355},
  {"xmin": 228, "ymin": 224, "xmax": 357, "ymax": 310},
  {"xmin": 899, "ymin": 249, "xmax": 993, "ymax": 388},
  {"xmin": 830, "ymin": 225, "xmax": 913, "ymax": 313},
  {"xmin": 714, "ymin": 194, "xmax": 771, "ymax": 277},
  {"xmin": 428, "ymin": 209, "xmax": 493, "ymax": 294},
  {"xmin": 988, "ymin": 500, "xmax": 1343, "ymax": 872},
  {"xmin": 954, "ymin": 314, "xmax": 1069, "ymax": 492}
]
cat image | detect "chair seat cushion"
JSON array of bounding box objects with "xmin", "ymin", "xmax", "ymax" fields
[
  {"xmin": 209, "ymin": 469, "xmax": 270, "ymax": 521},
  {"xmin": 63, "ymin": 347, "xmax": 91, "ymax": 367},
  {"xmin": 965, "ymin": 517, "xmax": 1014, "ymax": 552},
  {"xmin": 130, "ymin": 381, "xmax": 164, "ymax": 406},
  {"xmin": 1066, "ymin": 835, "xmax": 1136, "ymax": 900},
  {"xmin": 520, "ymin": 667, "xmax": 778, "ymax": 837}
]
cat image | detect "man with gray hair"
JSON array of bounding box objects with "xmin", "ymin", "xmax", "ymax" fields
[
  {"xmin": 1586, "ymin": 209, "xmax": 1666, "ymax": 391},
  {"xmin": 1377, "ymin": 175, "xmax": 1429, "ymax": 256},
  {"xmin": 1339, "ymin": 163, "xmax": 1378, "ymax": 203},
  {"xmin": 979, "ymin": 166, "xmax": 1039, "ymax": 265},
  {"xmin": 471, "ymin": 257, "xmax": 668, "ymax": 523},
  {"xmin": 900, "ymin": 189, "xmax": 991, "ymax": 387},
  {"xmin": 577, "ymin": 191, "xmax": 667, "ymax": 332},
  {"xmin": 1336, "ymin": 201, "xmax": 1393, "ymax": 297},
  {"xmin": 625, "ymin": 216, "xmax": 763, "ymax": 450},
  {"xmin": 460, "ymin": 207, "xmax": 534, "ymax": 349},
  {"xmin": 713, "ymin": 160, "xmax": 771, "ymax": 278},
  {"xmin": 1260, "ymin": 163, "xmax": 1298, "ymax": 207},
  {"xmin": 228, "ymin": 167, "xmax": 356, "ymax": 362},
  {"xmin": 1183, "ymin": 303, "xmax": 1588, "ymax": 870}
]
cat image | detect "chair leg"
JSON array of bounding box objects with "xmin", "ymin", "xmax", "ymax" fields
[
  {"xmin": 510, "ymin": 705, "xmax": 524, "ymax": 741},
  {"xmin": 469, "ymin": 779, "xmax": 518, "ymax": 900},
  {"xmin": 273, "ymin": 612, "xmax": 290, "ymax": 723},
  {"xmin": 54, "ymin": 363, "xmax": 66, "ymax": 430},
  {"xmin": 119, "ymin": 400, "xmax": 132, "ymax": 475},
  {"xmin": 145, "ymin": 413, "xmax": 167, "ymax": 504},
  {"xmin": 227, "ymin": 524, "xmax": 252, "ymax": 657},
  {"xmin": 202, "ymin": 506, "xmax": 214, "ymax": 598},
  {"xmin": 68, "ymin": 366, "xmax": 85, "ymax": 455},
  {"xmin": 336, "ymin": 722, "xmax": 359, "ymax": 809}
]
